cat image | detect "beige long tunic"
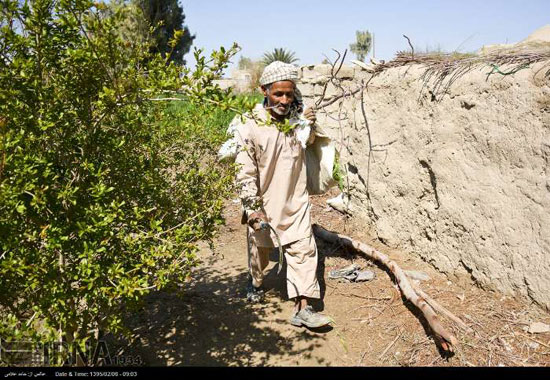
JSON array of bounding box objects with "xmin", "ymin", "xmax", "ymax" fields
[{"xmin": 235, "ymin": 104, "xmax": 312, "ymax": 247}]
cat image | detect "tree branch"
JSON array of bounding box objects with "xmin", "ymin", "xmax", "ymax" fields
[
  {"xmin": 313, "ymin": 224, "xmax": 459, "ymax": 353},
  {"xmin": 403, "ymin": 34, "xmax": 414, "ymax": 59}
]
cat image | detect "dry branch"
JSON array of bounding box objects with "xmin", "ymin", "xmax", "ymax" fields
[
  {"xmin": 403, "ymin": 35, "xmax": 414, "ymax": 58},
  {"xmin": 409, "ymin": 281, "xmax": 474, "ymax": 333},
  {"xmin": 313, "ymin": 224, "xmax": 458, "ymax": 352},
  {"xmin": 378, "ymin": 330, "xmax": 403, "ymax": 360},
  {"xmin": 315, "ymin": 49, "xmax": 347, "ymax": 109},
  {"xmin": 316, "ymin": 85, "xmax": 364, "ymax": 109}
]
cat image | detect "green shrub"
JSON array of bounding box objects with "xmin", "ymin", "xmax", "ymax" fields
[{"xmin": 0, "ymin": 0, "xmax": 254, "ymax": 365}]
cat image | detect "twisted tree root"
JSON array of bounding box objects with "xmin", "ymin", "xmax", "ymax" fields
[{"xmin": 313, "ymin": 224, "xmax": 458, "ymax": 353}]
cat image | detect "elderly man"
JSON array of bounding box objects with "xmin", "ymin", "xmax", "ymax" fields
[{"xmin": 234, "ymin": 61, "xmax": 331, "ymax": 328}]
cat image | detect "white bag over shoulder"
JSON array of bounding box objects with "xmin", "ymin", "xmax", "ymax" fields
[
  {"xmin": 304, "ymin": 123, "xmax": 338, "ymax": 195},
  {"xmin": 289, "ymin": 114, "xmax": 337, "ymax": 195}
]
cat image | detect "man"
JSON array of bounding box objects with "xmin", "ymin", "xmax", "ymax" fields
[{"xmin": 234, "ymin": 61, "xmax": 331, "ymax": 328}]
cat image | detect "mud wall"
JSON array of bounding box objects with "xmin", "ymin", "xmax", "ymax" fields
[{"xmin": 297, "ymin": 62, "xmax": 550, "ymax": 309}]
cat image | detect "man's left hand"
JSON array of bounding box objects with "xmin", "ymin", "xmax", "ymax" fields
[{"xmin": 303, "ymin": 107, "xmax": 316, "ymax": 125}]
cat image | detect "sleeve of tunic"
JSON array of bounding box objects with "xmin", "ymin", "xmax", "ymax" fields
[{"xmin": 235, "ymin": 123, "xmax": 263, "ymax": 220}]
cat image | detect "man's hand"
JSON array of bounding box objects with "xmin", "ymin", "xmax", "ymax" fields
[
  {"xmin": 303, "ymin": 107, "xmax": 317, "ymax": 145},
  {"xmin": 303, "ymin": 107, "xmax": 316, "ymax": 125},
  {"xmin": 248, "ymin": 211, "xmax": 268, "ymax": 231}
]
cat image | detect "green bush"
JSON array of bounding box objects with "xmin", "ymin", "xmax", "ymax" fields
[{"xmin": 0, "ymin": 0, "xmax": 254, "ymax": 365}]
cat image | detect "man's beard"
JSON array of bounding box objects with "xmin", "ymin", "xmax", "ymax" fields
[
  {"xmin": 266, "ymin": 100, "xmax": 290, "ymax": 116},
  {"xmin": 272, "ymin": 104, "xmax": 290, "ymax": 115}
]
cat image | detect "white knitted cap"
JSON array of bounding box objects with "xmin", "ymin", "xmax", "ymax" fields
[{"xmin": 259, "ymin": 61, "xmax": 299, "ymax": 86}]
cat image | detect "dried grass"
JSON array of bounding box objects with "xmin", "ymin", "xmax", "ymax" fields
[{"xmin": 374, "ymin": 49, "xmax": 550, "ymax": 101}]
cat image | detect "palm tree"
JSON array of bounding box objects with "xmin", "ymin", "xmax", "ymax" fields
[
  {"xmin": 261, "ymin": 48, "xmax": 299, "ymax": 65},
  {"xmin": 350, "ymin": 30, "xmax": 372, "ymax": 62}
]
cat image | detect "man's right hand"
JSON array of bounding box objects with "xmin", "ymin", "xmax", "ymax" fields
[{"xmin": 248, "ymin": 211, "xmax": 268, "ymax": 231}]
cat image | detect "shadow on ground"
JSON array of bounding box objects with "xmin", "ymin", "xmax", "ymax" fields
[{"xmin": 116, "ymin": 252, "xmax": 329, "ymax": 366}]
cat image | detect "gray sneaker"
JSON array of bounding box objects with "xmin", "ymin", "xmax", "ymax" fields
[{"xmin": 290, "ymin": 306, "xmax": 332, "ymax": 328}]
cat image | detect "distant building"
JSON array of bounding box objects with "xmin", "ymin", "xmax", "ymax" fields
[{"xmin": 214, "ymin": 69, "xmax": 254, "ymax": 93}]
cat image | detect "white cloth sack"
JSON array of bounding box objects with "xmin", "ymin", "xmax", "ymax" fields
[{"xmin": 304, "ymin": 123, "xmax": 338, "ymax": 195}]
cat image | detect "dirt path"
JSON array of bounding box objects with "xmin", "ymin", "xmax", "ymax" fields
[{"xmin": 120, "ymin": 191, "xmax": 550, "ymax": 366}]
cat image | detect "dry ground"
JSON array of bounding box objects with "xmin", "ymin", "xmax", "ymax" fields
[{"xmin": 117, "ymin": 189, "xmax": 550, "ymax": 367}]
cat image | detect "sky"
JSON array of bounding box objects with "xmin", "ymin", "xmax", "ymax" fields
[{"xmin": 182, "ymin": 0, "xmax": 550, "ymax": 76}]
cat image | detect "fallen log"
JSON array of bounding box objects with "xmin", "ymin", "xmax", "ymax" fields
[
  {"xmin": 409, "ymin": 281, "xmax": 474, "ymax": 334},
  {"xmin": 313, "ymin": 224, "xmax": 459, "ymax": 352}
]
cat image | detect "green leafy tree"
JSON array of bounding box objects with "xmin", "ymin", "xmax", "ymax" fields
[
  {"xmin": 101, "ymin": 0, "xmax": 152, "ymax": 49},
  {"xmin": 0, "ymin": 0, "xmax": 252, "ymax": 366},
  {"xmin": 350, "ymin": 30, "xmax": 372, "ymax": 62},
  {"xmin": 261, "ymin": 47, "xmax": 299, "ymax": 65},
  {"xmin": 136, "ymin": 0, "xmax": 195, "ymax": 65}
]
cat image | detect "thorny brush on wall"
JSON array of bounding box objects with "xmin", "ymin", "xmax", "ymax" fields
[{"xmin": 376, "ymin": 49, "xmax": 550, "ymax": 102}]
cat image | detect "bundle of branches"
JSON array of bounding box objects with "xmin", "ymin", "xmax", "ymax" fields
[
  {"xmin": 374, "ymin": 49, "xmax": 550, "ymax": 101},
  {"xmin": 313, "ymin": 224, "xmax": 471, "ymax": 354}
]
